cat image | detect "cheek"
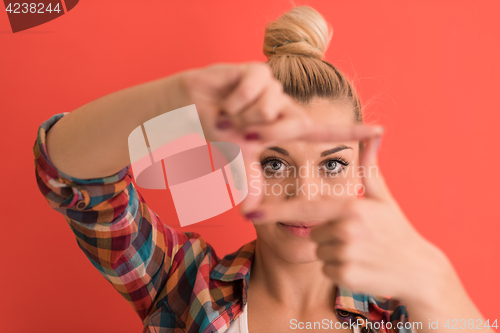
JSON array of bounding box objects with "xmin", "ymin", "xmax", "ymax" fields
[
  {"xmin": 261, "ymin": 176, "xmax": 292, "ymax": 203},
  {"xmin": 254, "ymin": 223, "xmax": 279, "ymax": 243}
]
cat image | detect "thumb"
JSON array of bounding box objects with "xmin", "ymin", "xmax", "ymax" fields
[{"xmin": 359, "ymin": 134, "xmax": 392, "ymax": 201}]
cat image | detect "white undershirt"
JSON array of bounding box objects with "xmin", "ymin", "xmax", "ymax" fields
[
  {"xmin": 226, "ymin": 304, "xmax": 360, "ymax": 333},
  {"xmin": 226, "ymin": 303, "xmax": 249, "ymax": 333}
]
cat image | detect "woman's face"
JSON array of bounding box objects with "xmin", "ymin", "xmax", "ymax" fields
[{"xmin": 254, "ymin": 97, "xmax": 361, "ymax": 263}]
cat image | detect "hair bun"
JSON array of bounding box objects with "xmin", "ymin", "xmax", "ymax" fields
[{"xmin": 263, "ymin": 6, "xmax": 332, "ymax": 60}]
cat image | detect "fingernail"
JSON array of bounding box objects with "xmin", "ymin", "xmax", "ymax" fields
[
  {"xmin": 245, "ymin": 211, "xmax": 263, "ymax": 219},
  {"xmin": 245, "ymin": 132, "xmax": 260, "ymax": 140},
  {"xmin": 216, "ymin": 119, "xmax": 233, "ymax": 130}
]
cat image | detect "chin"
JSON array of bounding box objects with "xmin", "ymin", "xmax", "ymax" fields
[
  {"xmin": 255, "ymin": 223, "xmax": 320, "ymax": 264},
  {"xmin": 282, "ymin": 241, "xmax": 319, "ymax": 263}
]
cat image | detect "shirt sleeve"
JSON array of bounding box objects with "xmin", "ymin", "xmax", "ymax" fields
[{"xmin": 32, "ymin": 112, "xmax": 209, "ymax": 323}]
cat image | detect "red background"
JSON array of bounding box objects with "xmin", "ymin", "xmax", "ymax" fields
[{"xmin": 1, "ymin": 1, "xmax": 499, "ymax": 332}]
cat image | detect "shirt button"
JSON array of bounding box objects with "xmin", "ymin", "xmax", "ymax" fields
[
  {"xmin": 338, "ymin": 310, "xmax": 350, "ymax": 317},
  {"xmin": 76, "ymin": 201, "xmax": 87, "ymax": 210}
]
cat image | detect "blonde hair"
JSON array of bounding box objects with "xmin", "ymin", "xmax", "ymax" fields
[{"xmin": 263, "ymin": 6, "xmax": 363, "ymax": 123}]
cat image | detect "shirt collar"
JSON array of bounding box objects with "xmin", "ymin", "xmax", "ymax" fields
[
  {"xmin": 209, "ymin": 240, "xmax": 371, "ymax": 321},
  {"xmin": 334, "ymin": 285, "xmax": 371, "ymax": 320}
]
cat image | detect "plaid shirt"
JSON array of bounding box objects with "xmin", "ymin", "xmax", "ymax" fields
[{"xmin": 33, "ymin": 113, "xmax": 413, "ymax": 333}]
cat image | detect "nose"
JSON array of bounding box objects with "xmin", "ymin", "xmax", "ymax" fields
[{"xmin": 285, "ymin": 162, "xmax": 325, "ymax": 201}]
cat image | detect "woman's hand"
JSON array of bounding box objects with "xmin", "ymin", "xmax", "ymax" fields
[
  {"xmin": 178, "ymin": 62, "xmax": 313, "ymax": 144},
  {"xmin": 310, "ymin": 137, "xmax": 452, "ymax": 302}
]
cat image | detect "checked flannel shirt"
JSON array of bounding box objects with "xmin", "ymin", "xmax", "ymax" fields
[{"xmin": 33, "ymin": 113, "xmax": 414, "ymax": 333}]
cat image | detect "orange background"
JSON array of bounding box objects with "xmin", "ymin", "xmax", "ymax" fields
[{"xmin": 1, "ymin": 1, "xmax": 499, "ymax": 332}]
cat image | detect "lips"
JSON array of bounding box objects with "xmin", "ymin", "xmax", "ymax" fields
[{"xmin": 278, "ymin": 221, "xmax": 324, "ymax": 237}]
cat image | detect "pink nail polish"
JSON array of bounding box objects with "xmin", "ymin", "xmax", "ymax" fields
[
  {"xmin": 245, "ymin": 211, "xmax": 263, "ymax": 219},
  {"xmin": 245, "ymin": 132, "xmax": 260, "ymax": 140},
  {"xmin": 216, "ymin": 119, "xmax": 233, "ymax": 130}
]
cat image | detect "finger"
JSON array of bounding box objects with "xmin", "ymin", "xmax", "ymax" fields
[
  {"xmin": 185, "ymin": 64, "xmax": 242, "ymax": 98},
  {"xmin": 322, "ymin": 262, "xmax": 349, "ymax": 284},
  {"xmin": 243, "ymin": 116, "xmax": 384, "ymax": 145},
  {"xmin": 242, "ymin": 197, "xmax": 352, "ymax": 224},
  {"xmin": 301, "ymin": 123, "xmax": 384, "ymax": 142},
  {"xmin": 202, "ymin": 64, "xmax": 242, "ymax": 92},
  {"xmin": 239, "ymin": 142, "xmax": 266, "ymax": 213},
  {"xmin": 358, "ymin": 134, "xmax": 392, "ymax": 201},
  {"xmin": 241, "ymin": 107, "xmax": 312, "ymax": 143},
  {"xmin": 316, "ymin": 242, "xmax": 346, "ymax": 264},
  {"xmin": 310, "ymin": 219, "xmax": 355, "ymax": 245},
  {"xmin": 232, "ymin": 80, "xmax": 285, "ymax": 127},
  {"xmin": 221, "ymin": 63, "xmax": 272, "ymax": 116}
]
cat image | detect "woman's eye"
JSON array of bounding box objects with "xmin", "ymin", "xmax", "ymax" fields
[
  {"xmin": 325, "ymin": 160, "xmax": 339, "ymax": 171},
  {"xmin": 261, "ymin": 158, "xmax": 287, "ymax": 176},
  {"xmin": 321, "ymin": 158, "xmax": 349, "ymax": 175},
  {"xmin": 265, "ymin": 160, "xmax": 284, "ymax": 171},
  {"xmin": 269, "ymin": 161, "xmax": 281, "ymax": 170}
]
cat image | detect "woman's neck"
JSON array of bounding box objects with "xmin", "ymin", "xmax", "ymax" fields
[{"xmin": 249, "ymin": 238, "xmax": 336, "ymax": 312}]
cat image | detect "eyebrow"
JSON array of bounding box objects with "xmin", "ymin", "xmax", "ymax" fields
[
  {"xmin": 266, "ymin": 145, "xmax": 352, "ymax": 157},
  {"xmin": 320, "ymin": 145, "xmax": 353, "ymax": 157},
  {"xmin": 267, "ymin": 146, "xmax": 289, "ymax": 156}
]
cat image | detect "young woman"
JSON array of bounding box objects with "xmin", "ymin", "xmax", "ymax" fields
[{"xmin": 33, "ymin": 6, "xmax": 491, "ymax": 333}]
